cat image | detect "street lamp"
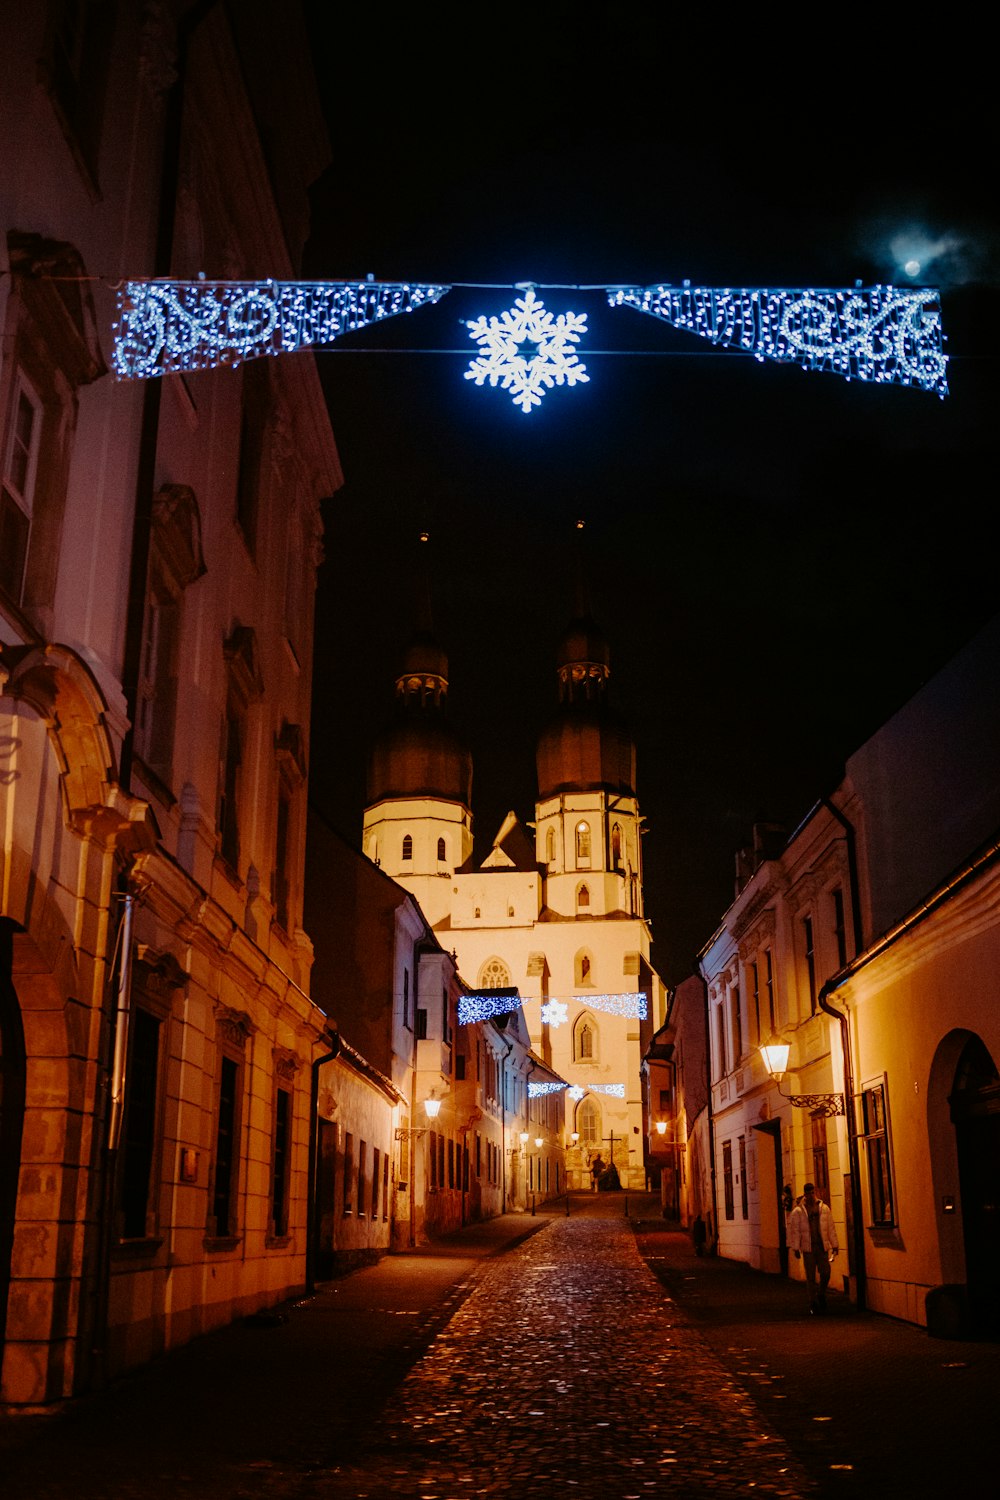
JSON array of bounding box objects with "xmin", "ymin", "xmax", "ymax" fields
[
  {"xmin": 654, "ymin": 1119, "xmax": 667, "ymax": 1137},
  {"xmin": 760, "ymin": 1042, "xmax": 845, "ymax": 1117}
]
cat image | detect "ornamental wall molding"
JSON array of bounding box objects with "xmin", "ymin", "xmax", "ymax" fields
[
  {"xmin": 736, "ymin": 907, "xmax": 778, "ymax": 960},
  {"xmin": 732, "ymin": 884, "xmax": 782, "ymax": 942},
  {"xmin": 214, "ymin": 1001, "xmax": 255, "ymax": 1049}
]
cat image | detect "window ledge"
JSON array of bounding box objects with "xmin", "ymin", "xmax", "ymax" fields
[
  {"xmin": 203, "ymin": 1234, "xmax": 242, "ymax": 1253},
  {"xmin": 264, "ymin": 1234, "xmax": 292, "ymax": 1250}
]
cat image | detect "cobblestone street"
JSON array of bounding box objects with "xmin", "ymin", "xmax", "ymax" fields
[
  {"xmin": 2, "ymin": 1195, "xmax": 996, "ymax": 1499},
  {"xmin": 303, "ymin": 1209, "xmax": 812, "ymax": 1500}
]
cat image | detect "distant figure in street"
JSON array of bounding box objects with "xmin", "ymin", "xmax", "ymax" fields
[
  {"xmin": 788, "ymin": 1182, "xmax": 838, "ymax": 1313},
  {"xmin": 590, "ymin": 1154, "xmax": 605, "ymax": 1192},
  {"xmin": 780, "ymin": 1185, "xmax": 795, "ymax": 1276},
  {"xmin": 599, "ymin": 1161, "xmax": 621, "ymax": 1191},
  {"xmin": 691, "ymin": 1213, "xmax": 707, "ymax": 1257}
]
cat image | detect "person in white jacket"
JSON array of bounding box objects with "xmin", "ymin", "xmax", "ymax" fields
[{"xmin": 787, "ymin": 1182, "xmax": 838, "ymax": 1313}]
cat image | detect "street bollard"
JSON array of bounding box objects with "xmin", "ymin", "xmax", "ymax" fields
[
  {"xmin": 565, "ymin": 1192, "xmax": 570, "ymax": 1217},
  {"xmin": 624, "ymin": 1192, "xmax": 629, "ymax": 1218}
]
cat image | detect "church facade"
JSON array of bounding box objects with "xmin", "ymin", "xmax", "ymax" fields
[{"xmin": 362, "ymin": 590, "xmax": 667, "ymax": 1190}]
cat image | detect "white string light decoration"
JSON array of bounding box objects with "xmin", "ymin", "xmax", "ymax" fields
[
  {"xmin": 608, "ymin": 282, "xmax": 948, "ymax": 396},
  {"xmin": 112, "ymin": 279, "xmax": 451, "ymax": 379},
  {"xmin": 528, "ymin": 1081, "xmax": 627, "ymax": 1098},
  {"xmin": 457, "ymin": 992, "xmax": 523, "ymax": 1025},
  {"xmin": 464, "ymin": 287, "xmax": 589, "ymax": 411}
]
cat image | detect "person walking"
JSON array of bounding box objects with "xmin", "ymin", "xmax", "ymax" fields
[{"xmin": 788, "ymin": 1182, "xmax": 838, "ymax": 1312}]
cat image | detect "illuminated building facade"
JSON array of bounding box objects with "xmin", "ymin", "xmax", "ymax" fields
[
  {"xmin": 0, "ymin": 3, "xmax": 339, "ymax": 1404},
  {"xmin": 697, "ymin": 616, "xmax": 1000, "ymax": 1330},
  {"xmin": 363, "ymin": 590, "xmax": 666, "ymax": 1191}
]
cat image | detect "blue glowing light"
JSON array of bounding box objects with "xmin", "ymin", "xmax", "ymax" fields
[
  {"xmin": 458, "ymin": 992, "xmax": 523, "ymax": 1025},
  {"xmin": 465, "ymin": 288, "xmax": 589, "ymax": 411},
  {"xmin": 608, "ymin": 283, "xmax": 948, "ymax": 397},
  {"xmin": 113, "ymin": 279, "xmax": 452, "ymax": 379}
]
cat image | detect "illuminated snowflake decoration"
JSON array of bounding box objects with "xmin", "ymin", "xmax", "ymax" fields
[
  {"xmin": 465, "ymin": 287, "xmax": 589, "ymax": 412},
  {"xmin": 528, "ymin": 1082, "xmax": 566, "ymax": 1097},
  {"xmin": 567, "ymin": 1086, "xmax": 585, "ymax": 1101},
  {"xmin": 540, "ymin": 1000, "xmax": 569, "ymax": 1029}
]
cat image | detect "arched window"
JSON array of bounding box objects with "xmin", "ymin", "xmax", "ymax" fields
[
  {"xmin": 402, "ymin": 833, "xmax": 413, "ymax": 861},
  {"xmin": 575, "ymin": 950, "xmax": 593, "ymax": 986},
  {"xmin": 545, "ymin": 826, "xmax": 555, "ymax": 864},
  {"xmin": 478, "ymin": 957, "xmax": 511, "ymax": 989},
  {"xmin": 611, "ymin": 822, "xmax": 622, "ymax": 868},
  {"xmin": 577, "ymin": 884, "xmax": 590, "ymax": 911},
  {"xmin": 575, "ymin": 821, "xmax": 591, "ymax": 865},
  {"xmin": 577, "ymin": 1095, "xmax": 601, "ymax": 1145},
  {"xmin": 574, "ymin": 1012, "xmax": 598, "ymax": 1062},
  {"xmin": 437, "ymin": 835, "xmax": 446, "ymax": 861}
]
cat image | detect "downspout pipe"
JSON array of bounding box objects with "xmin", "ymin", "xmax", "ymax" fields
[{"xmin": 306, "ymin": 1027, "xmax": 341, "ymax": 1294}]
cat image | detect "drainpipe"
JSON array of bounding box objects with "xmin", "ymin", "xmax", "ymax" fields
[
  {"xmin": 306, "ymin": 1027, "xmax": 341, "ymax": 1294},
  {"xmin": 500, "ymin": 1037, "xmax": 513, "ymax": 1213},
  {"xmin": 694, "ymin": 965, "xmax": 717, "ymax": 1251}
]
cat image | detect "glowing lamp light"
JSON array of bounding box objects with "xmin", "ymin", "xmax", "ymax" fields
[
  {"xmin": 519, "ymin": 1131, "xmax": 530, "ymax": 1145},
  {"xmin": 534, "ymin": 1137, "xmax": 543, "ymax": 1149},
  {"xmin": 571, "ymin": 1132, "xmax": 580, "ymax": 1144},
  {"xmin": 423, "ymin": 1093, "xmax": 442, "ymax": 1120},
  {"xmin": 655, "ymin": 1120, "xmax": 668, "ymax": 1136},
  {"xmin": 760, "ymin": 1043, "xmax": 791, "ymax": 1080}
]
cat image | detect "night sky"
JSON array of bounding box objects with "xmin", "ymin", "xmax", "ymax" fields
[{"xmin": 299, "ymin": 11, "xmax": 1000, "ymax": 983}]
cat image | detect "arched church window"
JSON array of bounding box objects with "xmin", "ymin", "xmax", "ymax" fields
[
  {"xmin": 402, "ymin": 833, "xmax": 413, "ymax": 861},
  {"xmin": 575, "ymin": 951, "xmax": 593, "ymax": 986},
  {"xmin": 577, "ymin": 1095, "xmax": 601, "ymax": 1145},
  {"xmin": 575, "ymin": 821, "xmax": 591, "ymax": 865},
  {"xmin": 577, "ymin": 884, "xmax": 590, "ymax": 911},
  {"xmin": 437, "ymin": 836, "xmax": 446, "ymax": 861},
  {"xmin": 574, "ymin": 1012, "xmax": 597, "ymax": 1062},
  {"xmin": 478, "ymin": 957, "xmax": 511, "ymax": 989},
  {"xmin": 545, "ymin": 826, "xmax": 555, "ymax": 864},
  {"xmin": 612, "ymin": 822, "xmax": 622, "ymax": 868}
]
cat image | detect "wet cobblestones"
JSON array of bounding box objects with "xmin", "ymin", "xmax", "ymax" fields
[{"xmin": 307, "ymin": 1216, "xmax": 815, "ymax": 1499}]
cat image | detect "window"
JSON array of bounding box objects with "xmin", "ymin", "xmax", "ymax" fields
[
  {"xmin": 575, "ymin": 822, "xmax": 591, "ymax": 865},
  {"xmin": 722, "ymin": 1140, "xmax": 735, "ymax": 1220},
  {"xmin": 437, "ymin": 836, "xmax": 446, "ymax": 861},
  {"xmin": 832, "ymin": 887, "xmax": 848, "ymax": 968},
  {"xmin": 478, "ymin": 957, "xmax": 511, "ymax": 989},
  {"xmin": 611, "ymin": 822, "xmax": 622, "ymax": 869},
  {"xmin": 811, "ymin": 1114, "xmax": 830, "ymax": 1201},
  {"xmin": 211, "ymin": 1055, "xmax": 241, "ymax": 1238},
  {"xmin": 574, "ymin": 1013, "xmax": 597, "ymax": 1062},
  {"xmin": 218, "ymin": 628, "xmax": 264, "ymax": 876},
  {"xmin": 403, "ymin": 968, "xmax": 410, "ymax": 1029},
  {"xmin": 39, "ymin": 0, "xmax": 115, "ymax": 189},
  {"xmin": 750, "ymin": 961, "xmax": 761, "ymax": 1045},
  {"xmin": 545, "ymin": 826, "xmax": 555, "ymax": 863},
  {"xmin": 861, "ymin": 1080, "xmax": 894, "ymax": 1226},
  {"xmin": 271, "ymin": 1087, "xmax": 292, "ymax": 1236},
  {"xmin": 803, "ymin": 916, "xmax": 816, "ymax": 1014},
  {"xmin": 372, "ymin": 1147, "xmax": 380, "ymax": 1219},
  {"xmin": 577, "ymin": 884, "xmax": 590, "ymax": 911},
  {"xmin": 738, "ymin": 1136, "xmax": 748, "ymax": 1220},
  {"xmin": 342, "ymin": 1131, "xmax": 354, "ymax": 1214},
  {"xmin": 764, "ymin": 948, "xmax": 776, "ymax": 1033},
  {"xmin": 574, "ymin": 950, "xmax": 593, "ymax": 986},
  {"xmin": 358, "ymin": 1141, "xmax": 367, "ymax": 1215},
  {"xmin": 416, "ymin": 1008, "xmax": 427, "ymax": 1040},
  {"xmin": 118, "ymin": 1007, "xmax": 162, "ymax": 1239},
  {"xmin": 1, "ymin": 234, "xmax": 104, "ymax": 621},
  {"xmin": 577, "ymin": 1095, "xmax": 601, "ymax": 1145},
  {"xmin": 713, "ymin": 999, "xmax": 725, "ymax": 1081},
  {"xmin": 448, "ymin": 1138, "xmax": 455, "ymax": 1188},
  {"xmin": 236, "ymin": 361, "xmax": 268, "ymax": 553},
  {"xmin": 382, "ymin": 1153, "xmax": 389, "ymax": 1220},
  {"xmin": 0, "ymin": 377, "xmax": 40, "ymax": 600},
  {"xmin": 429, "ymin": 1130, "xmax": 437, "ymax": 1189},
  {"xmin": 730, "ymin": 985, "xmax": 743, "ymax": 1064},
  {"xmin": 135, "ymin": 487, "xmax": 206, "ymax": 790},
  {"xmin": 402, "ymin": 833, "xmax": 413, "ymax": 861}
]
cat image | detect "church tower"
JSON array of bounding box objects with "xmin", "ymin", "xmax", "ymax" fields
[
  {"xmin": 362, "ymin": 541, "xmax": 472, "ymax": 929},
  {"xmin": 534, "ymin": 605, "xmax": 644, "ymax": 921}
]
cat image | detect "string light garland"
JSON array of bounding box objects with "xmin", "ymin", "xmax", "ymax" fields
[
  {"xmin": 458, "ymin": 992, "xmax": 523, "ymax": 1025},
  {"xmin": 464, "ymin": 287, "xmax": 589, "ymax": 411},
  {"xmin": 111, "ymin": 277, "xmax": 949, "ymax": 399},
  {"xmin": 112, "ymin": 278, "xmax": 451, "ymax": 379},
  {"xmin": 608, "ymin": 282, "xmax": 948, "ymax": 396},
  {"xmin": 528, "ymin": 1081, "xmax": 627, "ymax": 1098}
]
